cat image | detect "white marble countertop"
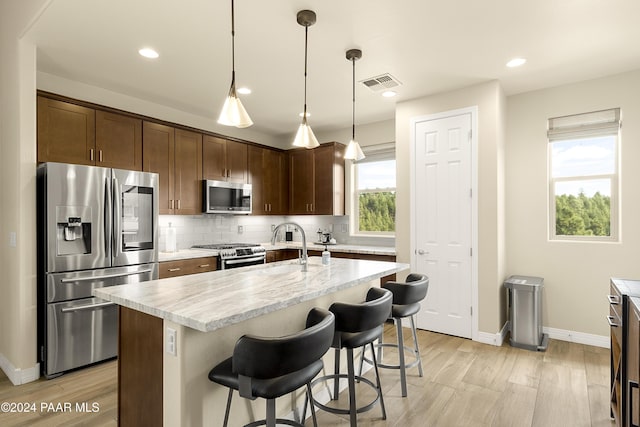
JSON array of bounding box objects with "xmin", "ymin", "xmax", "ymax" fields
[
  {"xmin": 94, "ymin": 257, "xmax": 408, "ymax": 333},
  {"xmin": 264, "ymin": 242, "xmax": 396, "ymax": 256},
  {"xmin": 159, "ymin": 243, "xmax": 396, "ymax": 262}
]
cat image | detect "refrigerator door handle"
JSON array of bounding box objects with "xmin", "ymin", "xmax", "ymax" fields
[
  {"xmin": 61, "ymin": 301, "xmax": 116, "ymax": 313},
  {"xmin": 59, "ymin": 268, "xmax": 154, "ymax": 283},
  {"xmin": 105, "ymin": 174, "xmax": 112, "ymax": 259},
  {"xmin": 113, "ymin": 176, "xmax": 120, "ymax": 262}
]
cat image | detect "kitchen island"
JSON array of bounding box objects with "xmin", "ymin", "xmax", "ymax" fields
[{"xmin": 94, "ymin": 256, "xmax": 408, "ymax": 427}]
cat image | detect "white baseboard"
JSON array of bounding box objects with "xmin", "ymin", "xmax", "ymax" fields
[
  {"xmin": 0, "ymin": 353, "xmax": 40, "ymax": 385},
  {"xmin": 543, "ymin": 326, "xmax": 609, "ymax": 349},
  {"xmin": 475, "ymin": 322, "xmax": 609, "ymax": 349}
]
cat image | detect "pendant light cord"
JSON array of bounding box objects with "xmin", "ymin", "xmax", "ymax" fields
[
  {"xmin": 302, "ymin": 24, "xmax": 309, "ymax": 122},
  {"xmin": 352, "ymin": 56, "xmax": 356, "ymax": 141},
  {"xmin": 230, "ymin": 0, "xmax": 236, "ymax": 91}
]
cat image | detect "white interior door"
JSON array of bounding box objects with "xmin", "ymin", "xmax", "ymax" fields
[{"xmin": 412, "ymin": 111, "xmax": 473, "ymax": 338}]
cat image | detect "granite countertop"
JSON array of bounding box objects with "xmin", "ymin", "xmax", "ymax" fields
[
  {"xmin": 158, "ymin": 243, "xmax": 396, "ymax": 262},
  {"xmin": 94, "ymin": 257, "xmax": 408, "ymax": 333}
]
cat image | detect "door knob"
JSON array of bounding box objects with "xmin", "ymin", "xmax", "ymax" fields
[{"xmin": 417, "ymin": 249, "xmax": 428, "ymax": 255}]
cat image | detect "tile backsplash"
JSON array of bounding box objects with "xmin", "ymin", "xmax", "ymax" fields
[{"xmin": 158, "ymin": 214, "xmax": 394, "ymax": 252}]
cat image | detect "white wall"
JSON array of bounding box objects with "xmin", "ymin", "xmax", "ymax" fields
[
  {"xmin": 506, "ymin": 69, "xmax": 640, "ymax": 338},
  {"xmin": 396, "ymin": 80, "xmax": 507, "ymax": 336},
  {"xmin": 0, "ymin": 0, "xmax": 50, "ymax": 385}
]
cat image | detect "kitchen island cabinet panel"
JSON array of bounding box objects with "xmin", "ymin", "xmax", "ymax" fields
[
  {"xmin": 37, "ymin": 96, "xmax": 96, "ymax": 165},
  {"xmin": 203, "ymin": 135, "xmax": 248, "ymax": 184}
]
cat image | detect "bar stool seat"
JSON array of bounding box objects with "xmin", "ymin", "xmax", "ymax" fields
[
  {"xmin": 208, "ymin": 307, "xmax": 335, "ymax": 427},
  {"xmin": 362, "ymin": 273, "xmax": 429, "ymax": 398},
  {"xmin": 311, "ymin": 287, "xmax": 393, "ymax": 427}
]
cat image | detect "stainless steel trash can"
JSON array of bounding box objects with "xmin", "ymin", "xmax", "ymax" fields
[{"xmin": 505, "ymin": 275, "xmax": 548, "ymax": 351}]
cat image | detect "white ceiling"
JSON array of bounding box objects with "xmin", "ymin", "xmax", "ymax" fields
[{"xmin": 26, "ymin": 0, "xmax": 640, "ymax": 138}]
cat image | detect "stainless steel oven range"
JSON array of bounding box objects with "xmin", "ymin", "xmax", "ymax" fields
[
  {"xmin": 191, "ymin": 243, "xmax": 266, "ymax": 270},
  {"xmin": 37, "ymin": 162, "xmax": 159, "ymax": 378}
]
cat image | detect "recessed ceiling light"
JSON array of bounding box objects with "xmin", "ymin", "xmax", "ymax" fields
[
  {"xmin": 382, "ymin": 91, "xmax": 397, "ymax": 98},
  {"xmin": 237, "ymin": 87, "xmax": 251, "ymax": 95},
  {"xmin": 506, "ymin": 58, "xmax": 526, "ymax": 68},
  {"xmin": 299, "ymin": 111, "xmax": 310, "ymax": 118},
  {"xmin": 138, "ymin": 48, "xmax": 159, "ymax": 59}
]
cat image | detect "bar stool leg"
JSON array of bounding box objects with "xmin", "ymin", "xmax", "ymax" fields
[
  {"xmin": 333, "ymin": 348, "xmax": 341, "ymax": 400},
  {"xmin": 396, "ymin": 318, "xmax": 408, "ymax": 397},
  {"xmin": 410, "ymin": 315, "xmax": 424, "ymax": 377},
  {"xmin": 266, "ymin": 398, "xmax": 276, "ymax": 427},
  {"xmin": 223, "ymin": 388, "xmax": 233, "ymax": 427},
  {"xmin": 306, "ymin": 383, "xmax": 319, "ymax": 427},
  {"xmin": 347, "ymin": 348, "xmax": 358, "ymax": 427},
  {"xmin": 369, "ymin": 342, "xmax": 387, "ymax": 420}
]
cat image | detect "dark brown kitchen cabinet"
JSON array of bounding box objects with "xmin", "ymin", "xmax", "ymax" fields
[
  {"xmin": 289, "ymin": 142, "xmax": 345, "ymax": 215},
  {"xmin": 95, "ymin": 110, "xmax": 142, "ymax": 170},
  {"xmin": 203, "ymin": 135, "xmax": 248, "ymax": 184},
  {"xmin": 628, "ymin": 298, "xmax": 640, "ymax": 427},
  {"xmin": 143, "ymin": 122, "xmax": 202, "ymax": 215},
  {"xmin": 37, "ymin": 96, "xmax": 143, "ymax": 170},
  {"xmin": 37, "ymin": 96, "xmax": 96, "ymax": 165},
  {"xmin": 159, "ymin": 256, "xmax": 217, "ymax": 279},
  {"xmin": 248, "ymin": 146, "xmax": 288, "ymax": 215}
]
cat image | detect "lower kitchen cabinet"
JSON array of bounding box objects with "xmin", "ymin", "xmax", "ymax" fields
[
  {"xmin": 628, "ymin": 298, "xmax": 640, "ymax": 427},
  {"xmin": 159, "ymin": 257, "xmax": 217, "ymax": 279}
]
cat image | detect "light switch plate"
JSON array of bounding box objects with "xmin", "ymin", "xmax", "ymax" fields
[
  {"xmin": 238, "ymin": 225, "xmax": 243, "ymax": 234},
  {"xmin": 166, "ymin": 327, "xmax": 177, "ymax": 356},
  {"xmin": 9, "ymin": 232, "xmax": 17, "ymax": 247}
]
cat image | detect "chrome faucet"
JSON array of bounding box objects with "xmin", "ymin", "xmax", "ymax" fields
[{"xmin": 271, "ymin": 222, "xmax": 308, "ymax": 271}]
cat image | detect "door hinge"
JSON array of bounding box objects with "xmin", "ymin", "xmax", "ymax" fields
[
  {"xmin": 469, "ymin": 188, "xmax": 472, "ymax": 198},
  {"xmin": 470, "ymin": 306, "xmax": 473, "ymax": 316},
  {"xmin": 470, "ymin": 247, "xmax": 473, "ymax": 256},
  {"xmin": 468, "ymin": 130, "xmax": 472, "ymax": 140}
]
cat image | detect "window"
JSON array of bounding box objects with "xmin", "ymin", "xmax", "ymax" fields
[
  {"xmin": 548, "ymin": 108, "xmax": 621, "ymax": 241},
  {"xmin": 352, "ymin": 143, "xmax": 396, "ymax": 235}
]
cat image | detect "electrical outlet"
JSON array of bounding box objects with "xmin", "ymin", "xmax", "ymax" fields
[
  {"xmin": 8, "ymin": 232, "xmax": 17, "ymax": 247},
  {"xmin": 341, "ymin": 224, "xmax": 348, "ymax": 233},
  {"xmin": 238, "ymin": 225, "xmax": 243, "ymax": 234},
  {"xmin": 166, "ymin": 327, "xmax": 177, "ymax": 356}
]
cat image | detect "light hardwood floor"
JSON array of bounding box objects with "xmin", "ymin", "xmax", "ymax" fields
[{"xmin": 0, "ymin": 327, "xmax": 614, "ymax": 427}]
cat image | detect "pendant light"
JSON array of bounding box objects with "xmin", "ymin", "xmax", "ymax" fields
[
  {"xmin": 344, "ymin": 49, "xmax": 365, "ymax": 161},
  {"xmin": 218, "ymin": 0, "xmax": 253, "ymax": 128},
  {"xmin": 292, "ymin": 10, "xmax": 320, "ymax": 149}
]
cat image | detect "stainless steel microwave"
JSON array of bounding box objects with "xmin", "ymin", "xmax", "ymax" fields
[{"xmin": 203, "ymin": 180, "xmax": 252, "ymax": 214}]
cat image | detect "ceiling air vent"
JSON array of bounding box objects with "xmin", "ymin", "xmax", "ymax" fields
[{"xmin": 360, "ymin": 73, "xmax": 402, "ymax": 92}]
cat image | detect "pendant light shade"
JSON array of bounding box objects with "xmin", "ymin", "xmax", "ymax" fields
[
  {"xmin": 293, "ymin": 10, "xmax": 320, "ymax": 149},
  {"xmin": 344, "ymin": 48, "xmax": 365, "ymax": 161},
  {"xmin": 218, "ymin": 0, "xmax": 253, "ymax": 128}
]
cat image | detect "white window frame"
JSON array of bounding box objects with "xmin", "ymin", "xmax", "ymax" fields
[
  {"xmin": 548, "ymin": 108, "xmax": 621, "ymax": 242},
  {"xmin": 349, "ymin": 143, "xmax": 396, "ymax": 237}
]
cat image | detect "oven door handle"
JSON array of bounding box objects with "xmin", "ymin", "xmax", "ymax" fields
[
  {"xmin": 61, "ymin": 301, "xmax": 116, "ymax": 313},
  {"xmin": 224, "ymin": 256, "xmax": 266, "ymax": 266},
  {"xmin": 60, "ymin": 268, "xmax": 153, "ymax": 283}
]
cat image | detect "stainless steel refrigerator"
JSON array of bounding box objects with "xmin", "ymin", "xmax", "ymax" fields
[{"xmin": 37, "ymin": 162, "xmax": 159, "ymax": 378}]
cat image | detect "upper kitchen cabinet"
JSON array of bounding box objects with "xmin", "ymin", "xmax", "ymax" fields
[
  {"xmin": 142, "ymin": 122, "xmax": 202, "ymax": 215},
  {"xmin": 37, "ymin": 96, "xmax": 95, "ymax": 166},
  {"xmin": 37, "ymin": 96, "xmax": 142, "ymax": 170},
  {"xmin": 248, "ymin": 146, "xmax": 288, "ymax": 215},
  {"xmin": 95, "ymin": 111, "xmax": 142, "ymax": 170},
  {"xmin": 289, "ymin": 142, "xmax": 345, "ymax": 215},
  {"xmin": 202, "ymin": 135, "xmax": 248, "ymax": 184}
]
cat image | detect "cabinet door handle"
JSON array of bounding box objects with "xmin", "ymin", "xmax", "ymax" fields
[
  {"xmin": 168, "ymin": 268, "xmax": 181, "ymax": 272},
  {"xmin": 608, "ymin": 294, "xmax": 621, "ymax": 305},
  {"xmin": 170, "ymin": 200, "xmax": 174, "ymax": 209},
  {"xmin": 607, "ymin": 315, "xmax": 619, "ymax": 327},
  {"xmin": 198, "ymin": 264, "xmax": 210, "ymax": 268},
  {"xmin": 177, "ymin": 200, "xmax": 181, "ymax": 210},
  {"xmin": 90, "ymin": 149, "xmax": 95, "ymax": 161},
  {"xmin": 99, "ymin": 150, "xmax": 103, "ymax": 162},
  {"xmin": 629, "ymin": 380, "xmax": 639, "ymax": 427}
]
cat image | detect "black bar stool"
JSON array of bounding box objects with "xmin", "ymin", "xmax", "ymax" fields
[
  {"xmin": 311, "ymin": 287, "xmax": 393, "ymax": 426},
  {"xmin": 208, "ymin": 307, "xmax": 335, "ymax": 427},
  {"xmin": 362, "ymin": 273, "xmax": 429, "ymax": 397}
]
